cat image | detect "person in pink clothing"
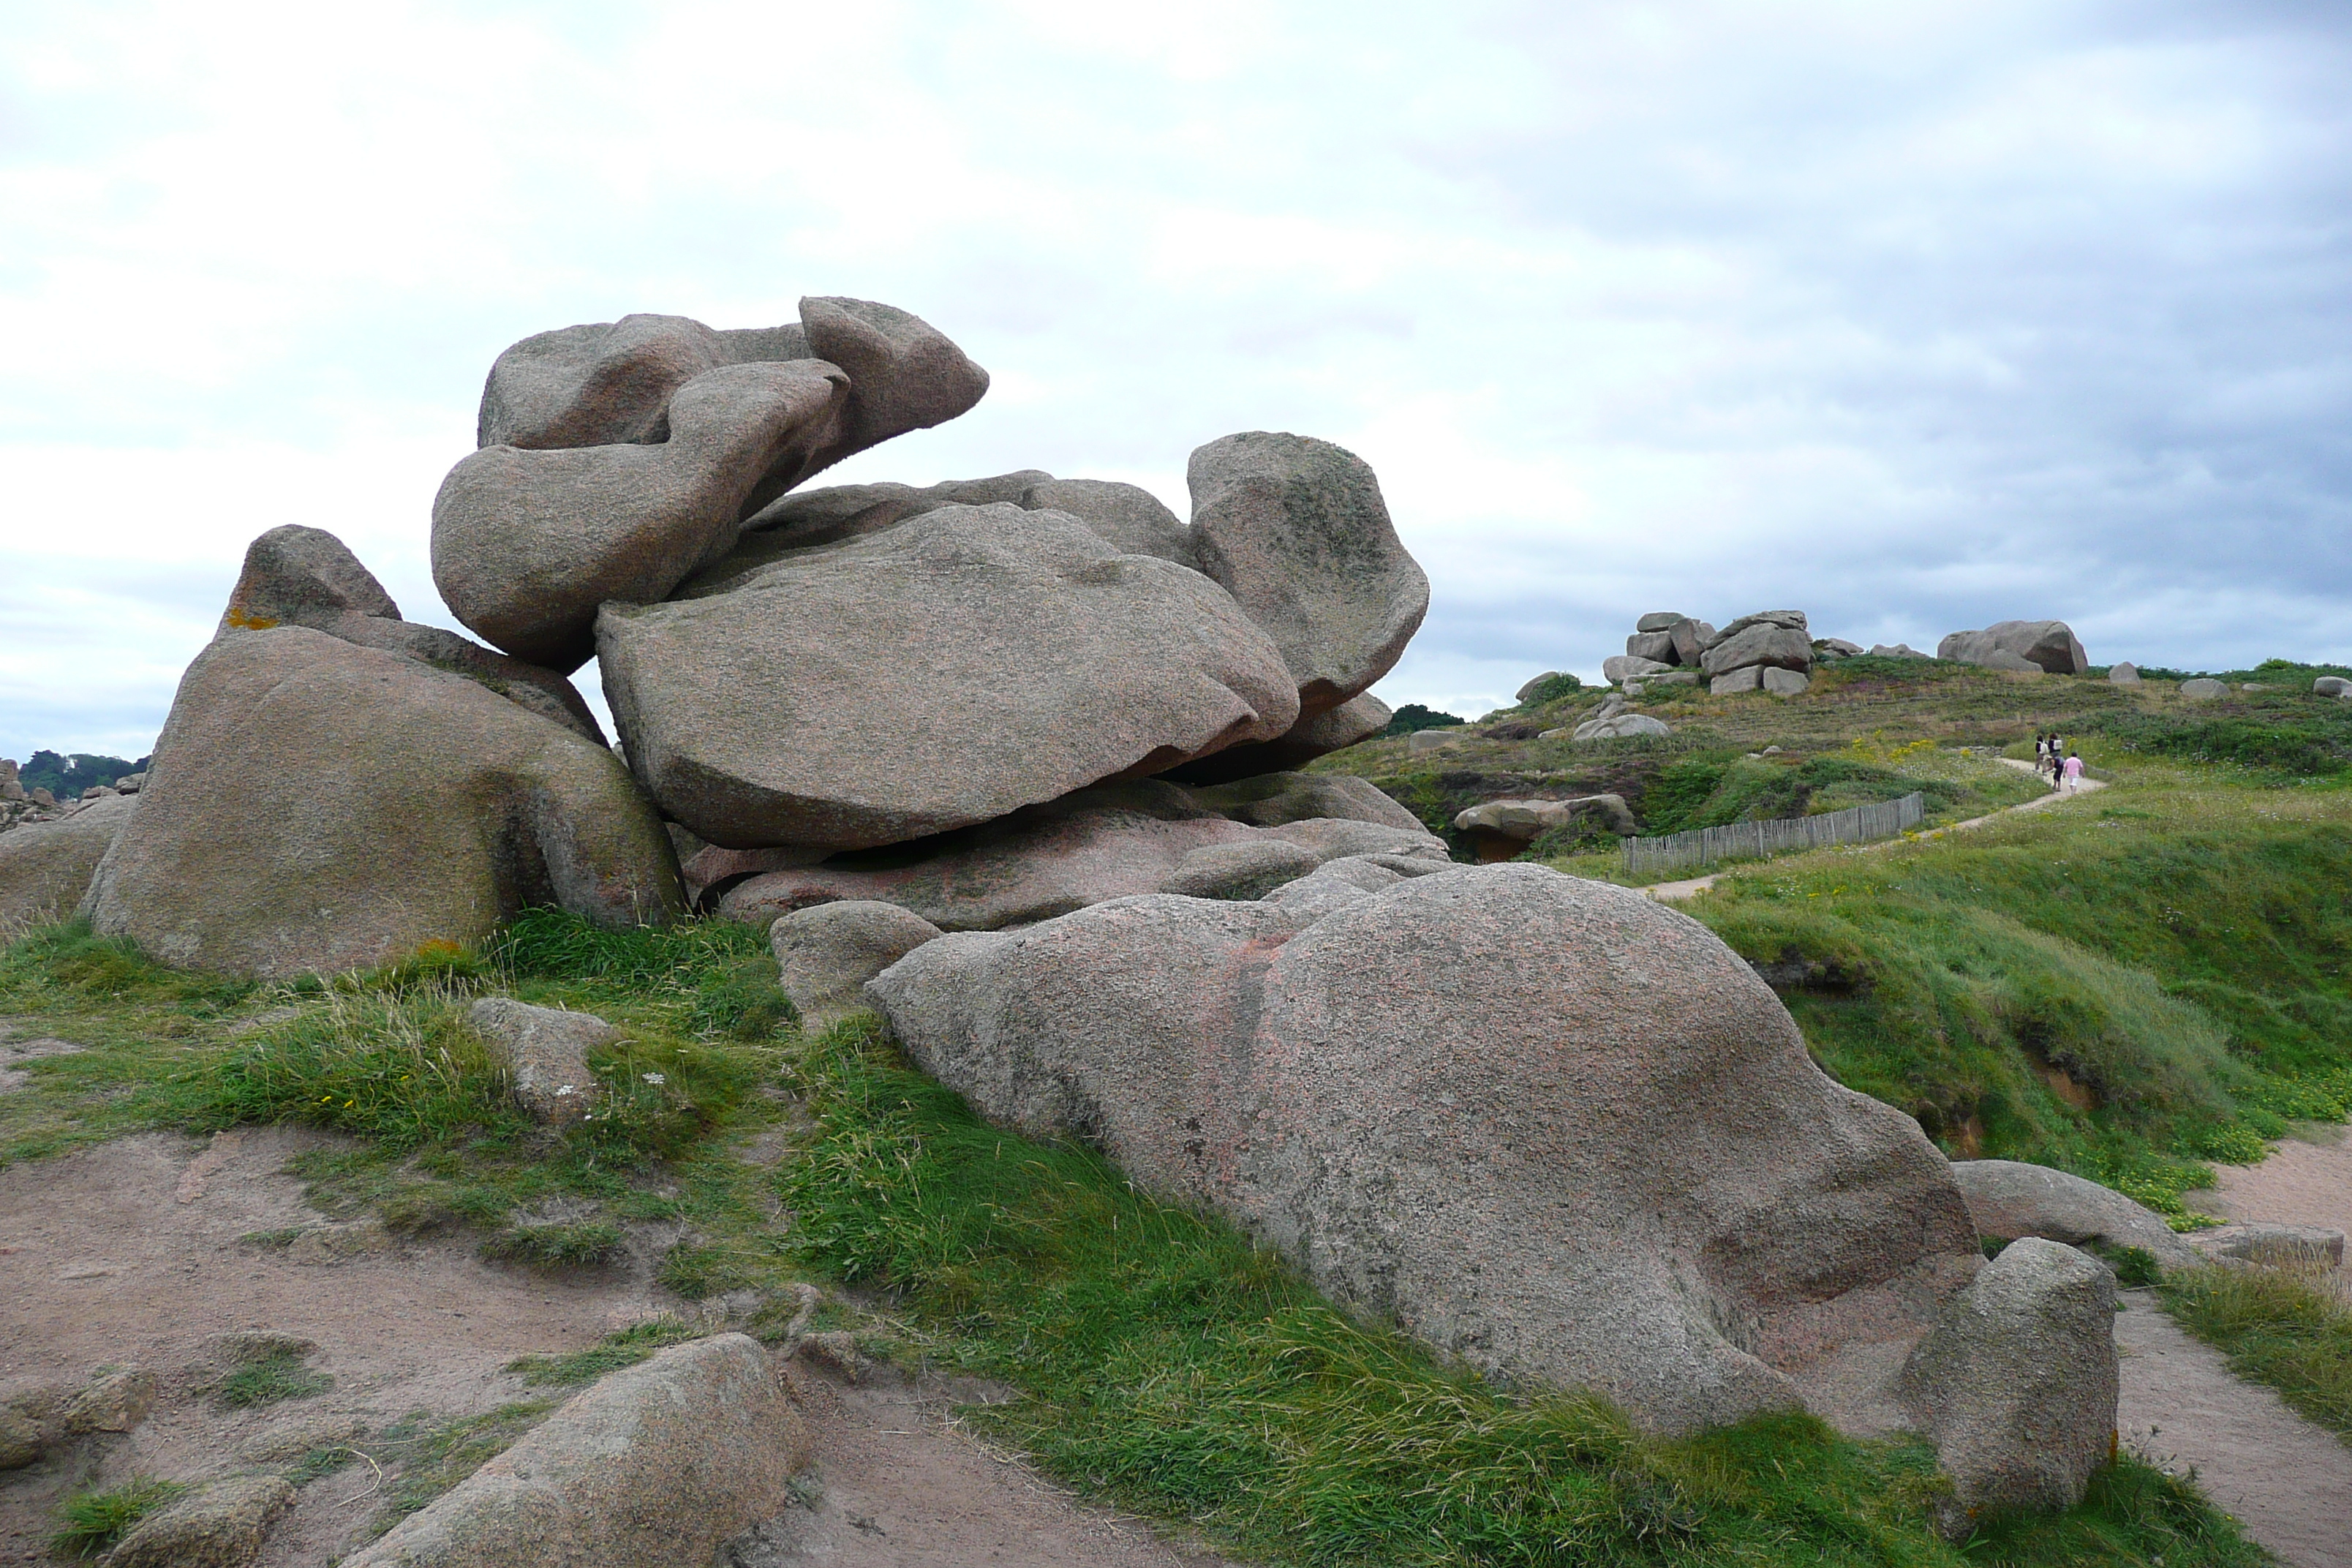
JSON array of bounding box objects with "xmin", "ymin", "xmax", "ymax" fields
[{"xmin": 2062, "ymin": 751, "xmax": 2085, "ymax": 790}]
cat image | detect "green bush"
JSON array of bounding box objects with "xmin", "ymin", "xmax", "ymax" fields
[
  {"xmin": 1515, "ymin": 671, "xmax": 1583, "ymax": 706},
  {"xmin": 1380, "ymin": 703, "xmax": 1466, "ymax": 736}
]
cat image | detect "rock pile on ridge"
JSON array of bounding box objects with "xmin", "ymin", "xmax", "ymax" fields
[
  {"xmin": 1599, "ymin": 609, "xmax": 1815, "ymax": 694},
  {"xmin": 10, "ymin": 297, "xmax": 1431, "ymax": 973}
]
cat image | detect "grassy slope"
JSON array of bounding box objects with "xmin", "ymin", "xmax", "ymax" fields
[
  {"xmin": 1316, "ymin": 665, "xmax": 2352, "ymax": 1221},
  {"xmin": 0, "ymin": 917, "xmax": 2266, "ymax": 1567}
]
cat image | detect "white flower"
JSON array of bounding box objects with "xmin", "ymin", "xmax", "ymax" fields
[
  {"xmin": 641, "ymin": 1072, "xmax": 666, "ymax": 1086},
  {"xmin": 554, "ymin": 1084, "xmax": 579, "ymax": 1096}
]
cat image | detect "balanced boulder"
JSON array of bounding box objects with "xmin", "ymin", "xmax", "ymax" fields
[
  {"xmin": 88, "ymin": 627, "xmax": 682, "ymax": 978},
  {"xmin": 435, "ymin": 360, "xmax": 851, "ymax": 671},
  {"xmin": 867, "ymin": 864, "xmax": 1982, "ymax": 1436},
  {"xmin": 598, "ymin": 505, "xmax": 1300, "ymax": 850},
  {"xmin": 1187, "ymin": 432, "xmax": 1428, "ymax": 719},
  {"xmin": 1937, "ymin": 621, "xmax": 2088, "ymax": 676},
  {"xmin": 224, "ymin": 524, "xmax": 603, "ymax": 742}
]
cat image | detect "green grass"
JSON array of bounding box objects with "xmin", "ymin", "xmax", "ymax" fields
[
  {"xmin": 478, "ymin": 1220, "xmax": 626, "ymax": 1270},
  {"xmin": 364, "ymin": 1401, "xmax": 557, "ymax": 1534},
  {"xmin": 49, "ymin": 1476, "xmax": 187, "ymax": 1559},
  {"xmin": 213, "ymin": 1349, "xmax": 333, "ymax": 1409},
  {"xmin": 773, "ymin": 1015, "xmax": 2265, "ymax": 1568},
  {"xmin": 2160, "ymin": 1264, "xmax": 2352, "ymax": 1440},
  {"xmin": 506, "ymin": 1319, "xmax": 701, "ymax": 1387},
  {"xmin": 1671, "ymin": 759, "xmax": 2352, "ymax": 1215}
]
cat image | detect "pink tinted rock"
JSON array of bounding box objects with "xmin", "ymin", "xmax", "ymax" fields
[{"xmin": 869, "ymin": 864, "xmax": 1980, "ymax": 1436}]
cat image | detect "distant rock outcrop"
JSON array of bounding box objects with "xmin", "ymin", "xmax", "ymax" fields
[{"xmin": 1937, "ymin": 621, "xmax": 2088, "ymax": 676}]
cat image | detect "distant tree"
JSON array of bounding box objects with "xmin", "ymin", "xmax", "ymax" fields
[
  {"xmin": 1382, "ymin": 704, "xmax": 1466, "ymax": 737},
  {"xmin": 17, "ymin": 750, "xmax": 148, "ymax": 798}
]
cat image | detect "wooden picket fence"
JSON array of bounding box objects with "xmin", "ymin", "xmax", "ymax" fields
[{"xmin": 1624, "ymin": 792, "xmax": 1925, "ymax": 881}]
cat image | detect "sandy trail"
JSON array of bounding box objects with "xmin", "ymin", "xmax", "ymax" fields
[
  {"xmin": 0, "ymin": 1115, "xmax": 1243, "ymax": 1567},
  {"xmin": 1644, "ymin": 759, "xmax": 2106, "ymax": 902}
]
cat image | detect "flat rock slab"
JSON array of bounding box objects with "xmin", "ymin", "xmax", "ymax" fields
[{"xmin": 2115, "ymin": 1290, "xmax": 2352, "ymax": 1568}]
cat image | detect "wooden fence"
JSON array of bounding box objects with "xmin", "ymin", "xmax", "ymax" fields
[{"xmin": 1624, "ymin": 792, "xmax": 1925, "ymax": 881}]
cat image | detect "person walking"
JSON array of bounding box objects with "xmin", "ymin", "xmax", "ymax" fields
[{"xmin": 2062, "ymin": 750, "xmax": 2084, "ymax": 792}]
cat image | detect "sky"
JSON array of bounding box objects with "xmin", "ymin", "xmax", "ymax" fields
[{"xmin": 3, "ymin": 1, "xmax": 2348, "ymax": 760}]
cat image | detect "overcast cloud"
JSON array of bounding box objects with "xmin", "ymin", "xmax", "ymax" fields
[{"xmin": 3, "ymin": 0, "xmax": 2347, "ymax": 759}]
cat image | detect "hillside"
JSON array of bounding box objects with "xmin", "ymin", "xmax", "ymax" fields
[{"xmin": 1312, "ymin": 658, "xmax": 2352, "ymax": 1223}]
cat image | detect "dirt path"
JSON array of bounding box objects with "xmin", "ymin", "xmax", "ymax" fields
[
  {"xmin": 2116, "ymin": 1290, "xmax": 2352, "ymax": 1568},
  {"xmin": 1644, "ymin": 760, "xmax": 2106, "ymax": 902},
  {"xmin": 0, "ymin": 1125, "xmax": 1246, "ymax": 1567},
  {"xmin": 2195, "ymin": 1126, "xmax": 2352, "ymax": 1251}
]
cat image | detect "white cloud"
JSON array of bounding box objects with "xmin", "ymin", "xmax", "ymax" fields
[{"xmin": 1, "ymin": 0, "xmax": 2346, "ymax": 753}]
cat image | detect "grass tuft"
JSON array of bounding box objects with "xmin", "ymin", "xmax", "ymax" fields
[
  {"xmin": 48, "ymin": 1476, "xmax": 188, "ymax": 1559},
  {"xmin": 2160, "ymin": 1262, "xmax": 2352, "ymax": 1438},
  {"xmin": 505, "ymin": 1319, "xmax": 700, "ymax": 1387},
  {"xmin": 214, "ymin": 1349, "xmax": 333, "ymax": 1409},
  {"xmin": 479, "ymin": 1221, "xmax": 625, "ymax": 1270}
]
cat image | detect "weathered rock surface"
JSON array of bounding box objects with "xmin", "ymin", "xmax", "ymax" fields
[
  {"xmin": 435, "ymin": 360, "xmax": 851, "ymax": 671},
  {"xmin": 476, "ymin": 300, "xmax": 986, "ymax": 475},
  {"xmin": 1670, "ymin": 618, "xmax": 1718, "ymax": 665},
  {"xmin": 1626, "ymin": 630, "xmax": 1678, "ymax": 662},
  {"xmin": 2193, "ymin": 1223, "xmax": 2345, "ymax": 1268},
  {"xmin": 867, "ymin": 864, "xmax": 1981, "ymax": 1436},
  {"xmin": 1021, "ymin": 478, "xmax": 1195, "ymax": 565},
  {"xmin": 1948, "ymin": 1160, "xmax": 2201, "ymax": 1270},
  {"xmin": 1573, "ymin": 712, "xmax": 1671, "ymax": 740},
  {"xmin": 1161, "ymin": 692, "xmax": 1392, "ymax": 784},
  {"xmin": 223, "ymin": 524, "xmax": 603, "ymax": 741},
  {"xmin": 107, "ymin": 1474, "xmax": 295, "ymax": 1568},
  {"xmin": 470, "ymin": 998, "xmax": 616, "ymax": 1126},
  {"xmin": 1760, "ymin": 668, "xmax": 1810, "ymax": 695},
  {"xmin": 1816, "ymin": 638, "xmax": 1864, "ymax": 657},
  {"xmin": 2179, "ymin": 677, "xmax": 2228, "ymax": 700},
  {"xmin": 1897, "ymin": 1237, "xmax": 2118, "ymax": 1534},
  {"xmin": 1635, "ymin": 611, "xmax": 1686, "ymax": 633},
  {"xmin": 2313, "ymin": 675, "xmax": 2351, "ymax": 698},
  {"xmin": 1454, "ymin": 794, "xmax": 1637, "ymax": 843},
  {"xmin": 344, "ymin": 1333, "xmax": 808, "ymax": 1568},
  {"xmin": 1157, "ymin": 840, "xmax": 1324, "ymax": 900},
  {"xmin": 717, "ymin": 778, "xmax": 1445, "ymax": 932},
  {"xmin": 1181, "ymin": 770, "xmax": 1426, "ymax": 832},
  {"xmin": 60, "ymin": 1365, "xmax": 159, "ymax": 1433},
  {"xmin": 1187, "ymin": 432, "xmax": 1428, "ymax": 718},
  {"xmin": 1602, "ymin": 654, "xmax": 1672, "ymax": 684},
  {"xmin": 1869, "ymin": 643, "xmax": 1931, "ymax": 659},
  {"xmin": 772, "ymin": 901, "xmax": 944, "ymax": 1027},
  {"xmin": 729, "ymin": 470, "xmax": 1054, "ymax": 557},
  {"xmin": 88, "ymin": 628, "xmax": 682, "ymax": 978},
  {"xmin": 1937, "ymin": 621, "xmax": 2089, "ymax": 676},
  {"xmin": 1701, "ymin": 622, "xmax": 1814, "ymax": 678},
  {"xmin": 0, "ymin": 792, "xmax": 137, "ymax": 932},
  {"xmin": 599, "ymin": 505, "xmax": 1300, "ymax": 850},
  {"xmin": 2109, "ymin": 661, "xmax": 2143, "ymax": 684}
]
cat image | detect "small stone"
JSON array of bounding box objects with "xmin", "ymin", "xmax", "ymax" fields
[
  {"xmin": 772, "ymin": 902, "xmax": 944, "ymax": 1028},
  {"xmin": 2179, "ymin": 677, "xmax": 2228, "ymax": 700},
  {"xmin": 2313, "ymin": 675, "xmax": 2351, "ymax": 698},
  {"xmin": 60, "ymin": 1365, "xmax": 159, "ymax": 1433},
  {"xmin": 469, "ymin": 998, "xmax": 616, "ymax": 1126},
  {"xmin": 106, "ymin": 1474, "xmax": 296, "ymax": 1568},
  {"xmin": 2108, "ymin": 662, "xmax": 2142, "ymax": 685},
  {"xmin": 1896, "ymin": 1237, "xmax": 2118, "ymax": 1534}
]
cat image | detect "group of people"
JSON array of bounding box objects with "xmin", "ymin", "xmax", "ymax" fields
[{"xmin": 2035, "ymin": 733, "xmax": 2084, "ymax": 791}]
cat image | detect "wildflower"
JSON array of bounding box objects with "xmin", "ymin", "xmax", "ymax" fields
[
  {"xmin": 555, "ymin": 1084, "xmax": 579, "ymax": 1097},
  {"xmin": 642, "ymin": 1072, "xmax": 666, "ymax": 1086}
]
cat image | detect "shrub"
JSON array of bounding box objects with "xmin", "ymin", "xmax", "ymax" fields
[{"xmin": 1380, "ymin": 703, "xmax": 1466, "ymax": 736}]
